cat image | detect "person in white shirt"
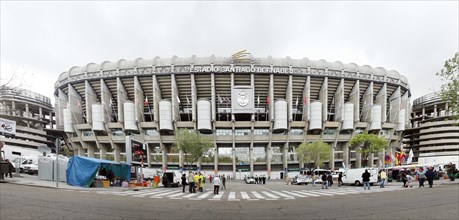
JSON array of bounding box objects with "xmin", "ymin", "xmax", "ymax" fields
[
  {"xmin": 406, "ymin": 174, "xmax": 414, "ymax": 188},
  {"xmin": 212, "ymin": 176, "xmax": 221, "ymax": 194}
]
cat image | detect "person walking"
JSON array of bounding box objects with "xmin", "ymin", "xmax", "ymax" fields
[
  {"xmin": 181, "ymin": 174, "xmax": 187, "ymax": 193},
  {"xmin": 401, "ymin": 171, "xmax": 408, "ymax": 188},
  {"xmin": 362, "ymin": 169, "xmax": 371, "ymax": 190},
  {"xmin": 416, "ymin": 167, "xmax": 426, "ymax": 188},
  {"xmin": 197, "ymin": 172, "xmax": 204, "ymax": 192},
  {"xmin": 406, "ymin": 174, "xmax": 414, "ymax": 188},
  {"xmin": 4, "ymin": 159, "xmax": 14, "ymax": 178},
  {"xmin": 425, "ymin": 166, "xmax": 436, "ymax": 188},
  {"xmin": 321, "ymin": 173, "xmax": 328, "ymax": 189},
  {"xmin": 262, "ymin": 175, "xmax": 266, "ymax": 184},
  {"xmin": 327, "ymin": 173, "xmax": 333, "ymax": 187},
  {"xmin": 188, "ymin": 172, "xmax": 196, "ymax": 193},
  {"xmin": 212, "ymin": 175, "xmax": 221, "ymax": 194},
  {"xmin": 285, "ymin": 174, "xmax": 290, "ymax": 185},
  {"xmin": 222, "ymin": 174, "xmax": 226, "ymax": 190},
  {"xmin": 338, "ymin": 172, "xmax": 343, "ymax": 187},
  {"xmin": 380, "ymin": 169, "xmax": 387, "ymax": 188}
]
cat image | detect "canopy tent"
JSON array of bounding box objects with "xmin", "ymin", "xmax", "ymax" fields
[{"xmin": 66, "ymin": 156, "xmax": 130, "ymax": 188}]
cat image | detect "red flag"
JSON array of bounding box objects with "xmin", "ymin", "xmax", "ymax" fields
[
  {"xmin": 303, "ymin": 96, "xmax": 307, "ymax": 105},
  {"xmin": 266, "ymin": 96, "xmax": 270, "ymax": 105},
  {"xmin": 144, "ymin": 96, "xmax": 149, "ymax": 107}
]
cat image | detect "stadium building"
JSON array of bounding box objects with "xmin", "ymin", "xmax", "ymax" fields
[
  {"xmin": 0, "ymin": 86, "xmax": 61, "ymax": 153},
  {"xmin": 403, "ymin": 92, "xmax": 458, "ymax": 166},
  {"xmin": 53, "ymin": 55, "xmax": 411, "ymax": 178}
]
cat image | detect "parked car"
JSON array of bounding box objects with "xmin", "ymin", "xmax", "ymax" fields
[
  {"xmin": 23, "ymin": 163, "xmax": 38, "ymax": 175},
  {"xmin": 245, "ymin": 176, "xmax": 255, "ymax": 184},
  {"xmin": 291, "ymin": 170, "xmax": 311, "ymax": 185}
]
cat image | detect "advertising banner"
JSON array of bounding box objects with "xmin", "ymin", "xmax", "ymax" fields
[{"xmin": 0, "ymin": 117, "xmax": 16, "ymax": 135}]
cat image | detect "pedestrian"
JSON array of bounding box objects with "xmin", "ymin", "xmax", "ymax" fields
[
  {"xmin": 380, "ymin": 169, "xmax": 387, "ymax": 188},
  {"xmin": 312, "ymin": 173, "xmax": 316, "ymax": 187},
  {"xmin": 212, "ymin": 175, "xmax": 221, "ymax": 194},
  {"xmin": 406, "ymin": 174, "xmax": 414, "ymax": 188},
  {"xmin": 362, "ymin": 169, "xmax": 371, "ymax": 190},
  {"xmin": 153, "ymin": 174, "xmax": 160, "ymax": 188},
  {"xmin": 198, "ymin": 172, "xmax": 204, "ymax": 192},
  {"xmin": 338, "ymin": 172, "xmax": 343, "ymax": 187},
  {"xmin": 416, "ymin": 167, "xmax": 426, "ymax": 188},
  {"xmin": 4, "ymin": 159, "xmax": 14, "ymax": 178},
  {"xmin": 285, "ymin": 174, "xmax": 290, "ymax": 185},
  {"xmin": 188, "ymin": 172, "xmax": 196, "ymax": 193},
  {"xmin": 425, "ymin": 166, "xmax": 436, "ymax": 188},
  {"xmin": 209, "ymin": 175, "xmax": 213, "ymax": 183},
  {"xmin": 401, "ymin": 171, "xmax": 408, "ymax": 188},
  {"xmin": 262, "ymin": 175, "xmax": 266, "ymax": 184},
  {"xmin": 222, "ymin": 174, "xmax": 226, "ymax": 189},
  {"xmin": 327, "ymin": 173, "xmax": 333, "ymax": 187},
  {"xmin": 181, "ymin": 174, "xmax": 187, "ymax": 193},
  {"xmin": 321, "ymin": 173, "xmax": 328, "ymax": 189}
]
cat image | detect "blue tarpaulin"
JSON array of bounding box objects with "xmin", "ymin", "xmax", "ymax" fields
[{"xmin": 66, "ymin": 156, "xmax": 130, "ymax": 188}]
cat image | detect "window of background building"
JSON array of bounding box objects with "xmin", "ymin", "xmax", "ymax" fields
[
  {"xmin": 82, "ymin": 130, "xmax": 94, "ymax": 137},
  {"xmin": 218, "ymin": 147, "xmax": 232, "ymax": 163},
  {"xmin": 290, "ymin": 128, "xmax": 303, "ymax": 135},
  {"xmin": 216, "ymin": 129, "xmax": 232, "ymax": 136},
  {"xmin": 235, "ymin": 147, "xmax": 249, "ymax": 163},
  {"xmin": 323, "ymin": 128, "xmax": 336, "ymax": 135},
  {"xmin": 253, "ymin": 129, "xmax": 269, "ymax": 136},
  {"xmin": 145, "ymin": 129, "xmax": 159, "ymax": 136},
  {"xmin": 253, "ymin": 147, "xmax": 266, "ymax": 162},
  {"xmin": 287, "ymin": 145, "xmax": 297, "ymax": 162},
  {"xmin": 235, "ymin": 129, "xmax": 251, "ymax": 136}
]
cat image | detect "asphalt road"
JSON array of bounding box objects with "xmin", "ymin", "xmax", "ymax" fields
[{"xmin": 1, "ymin": 182, "xmax": 458, "ymax": 219}]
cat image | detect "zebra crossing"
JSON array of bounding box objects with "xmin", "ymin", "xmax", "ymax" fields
[{"xmin": 91, "ymin": 186, "xmax": 412, "ymax": 201}]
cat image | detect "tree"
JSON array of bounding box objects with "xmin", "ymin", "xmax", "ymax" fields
[
  {"xmin": 296, "ymin": 141, "xmax": 331, "ymax": 169},
  {"xmin": 436, "ymin": 52, "xmax": 459, "ymax": 118},
  {"xmin": 348, "ymin": 132, "xmax": 387, "ymax": 167},
  {"xmin": 174, "ymin": 128, "xmax": 213, "ymax": 171}
]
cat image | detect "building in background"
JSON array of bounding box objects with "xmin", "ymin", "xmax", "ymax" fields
[
  {"xmin": 53, "ymin": 55, "xmax": 411, "ymax": 178},
  {"xmin": 0, "ymin": 86, "xmax": 65, "ymax": 156},
  {"xmin": 404, "ymin": 92, "xmax": 458, "ymax": 166}
]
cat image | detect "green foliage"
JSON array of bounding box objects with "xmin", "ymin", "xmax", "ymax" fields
[
  {"xmin": 349, "ymin": 132, "xmax": 388, "ymax": 162},
  {"xmin": 62, "ymin": 146, "xmax": 74, "ymax": 157},
  {"xmin": 174, "ymin": 128, "xmax": 213, "ymax": 171},
  {"xmin": 436, "ymin": 52, "xmax": 459, "ymax": 119},
  {"xmin": 296, "ymin": 141, "xmax": 331, "ymax": 169}
]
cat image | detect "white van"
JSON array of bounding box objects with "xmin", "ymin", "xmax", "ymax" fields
[
  {"xmin": 12, "ymin": 155, "xmax": 39, "ymax": 173},
  {"xmin": 341, "ymin": 168, "xmax": 379, "ymax": 186}
]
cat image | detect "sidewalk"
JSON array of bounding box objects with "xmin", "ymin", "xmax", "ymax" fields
[
  {"xmin": 0, "ymin": 174, "xmax": 151, "ymax": 191},
  {"xmin": 1, "ymin": 174, "xmax": 457, "ymax": 191}
]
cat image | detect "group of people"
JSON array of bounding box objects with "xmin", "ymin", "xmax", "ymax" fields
[
  {"xmin": 319, "ymin": 173, "xmax": 337, "ymax": 189},
  {"xmin": 403, "ymin": 166, "xmax": 437, "ymax": 188},
  {"xmin": 182, "ymin": 172, "xmax": 226, "ymax": 195}
]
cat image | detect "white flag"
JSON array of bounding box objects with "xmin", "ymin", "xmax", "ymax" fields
[
  {"xmin": 176, "ymin": 95, "xmax": 180, "ymax": 104},
  {"xmin": 218, "ymin": 94, "xmax": 223, "ymax": 104},
  {"xmin": 186, "ymin": 94, "xmax": 190, "ymax": 105},
  {"xmin": 295, "ymin": 95, "xmax": 298, "ymax": 107},
  {"xmin": 407, "ymin": 149, "xmax": 414, "ymax": 164},
  {"xmin": 257, "ymin": 95, "xmax": 260, "ymax": 105}
]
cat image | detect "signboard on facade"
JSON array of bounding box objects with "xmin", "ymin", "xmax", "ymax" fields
[
  {"xmin": 0, "ymin": 117, "xmax": 16, "ymax": 135},
  {"xmin": 231, "ymin": 86, "xmax": 254, "ymax": 114}
]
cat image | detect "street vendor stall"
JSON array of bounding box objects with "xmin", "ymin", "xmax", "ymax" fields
[{"xmin": 66, "ymin": 156, "xmax": 130, "ymax": 188}]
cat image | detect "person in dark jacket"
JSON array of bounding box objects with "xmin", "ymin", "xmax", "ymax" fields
[
  {"xmin": 327, "ymin": 173, "xmax": 333, "ymax": 187},
  {"xmin": 338, "ymin": 173, "xmax": 343, "ymax": 187},
  {"xmin": 321, "ymin": 173, "xmax": 328, "ymax": 189},
  {"xmin": 5, "ymin": 159, "xmax": 14, "ymax": 178},
  {"xmin": 425, "ymin": 166, "xmax": 436, "ymax": 188},
  {"xmin": 181, "ymin": 174, "xmax": 187, "ymax": 193},
  {"xmin": 362, "ymin": 169, "xmax": 371, "ymax": 190}
]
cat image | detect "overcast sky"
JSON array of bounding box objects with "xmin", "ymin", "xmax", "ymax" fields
[{"xmin": 1, "ymin": 1, "xmax": 458, "ymax": 105}]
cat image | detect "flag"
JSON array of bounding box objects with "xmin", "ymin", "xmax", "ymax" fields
[
  {"xmin": 257, "ymin": 95, "xmax": 260, "ymax": 105},
  {"xmin": 144, "ymin": 96, "xmax": 149, "ymax": 107},
  {"xmin": 407, "ymin": 149, "xmax": 414, "ymax": 164},
  {"xmin": 384, "ymin": 154, "xmax": 391, "ymax": 165},
  {"xmin": 186, "ymin": 94, "xmax": 190, "ymax": 105},
  {"xmin": 176, "ymin": 95, "xmax": 180, "ymax": 104},
  {"xmin": 218, "ymin": 94, "xmax": 223, "ymax": 104},
  {"xmin": 295, "ymin": 95, "xmax": 298, "ymax": 108},
  {"xmin": 400, "ymin": 152, "xmax": 407, "ymax": 164},
  {"xmin": 109, "ymin": 98, "xmax": 112, "ymax": 107},
  {"xmin": 395, "ymin": 152, "xmax": 400, "ymax": 166},
  {"xmin": 303, "ymin": 96, "xmax": 307, "ymax": 105},
  {"xmin": 266, "ymin": 96, "xmax": 270, "ymax": 105},
  {"xmin": 390, "ymin": 152, "xmax": 395, "ymax": 164}
]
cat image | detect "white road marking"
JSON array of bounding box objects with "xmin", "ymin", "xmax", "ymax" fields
[
  {"xmin": 228, "ymin": 192, "xmax": 240, "ymax": 201},
  {"xmin": 251, "ymin": 191, "xmax": 265, "ymax": 199},
  {"xmin": 150, "ymin": 190, "xmax": 179, "ymax": 198},
  {"xmin": 270, "ymin": 191, "xmax": 295, "ymax": 200},
  {"xmin": 261, "ymin": 191, "xmax": 279, "ymax": 200}
]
